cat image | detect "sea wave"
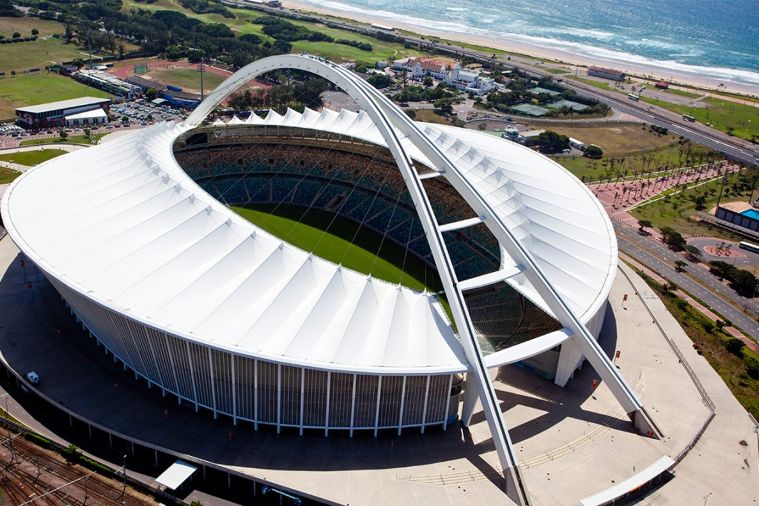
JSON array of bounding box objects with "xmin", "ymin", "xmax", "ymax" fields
[{"xmin": 294, "ymin": 0, "xmax": 759, "ymax": 86}]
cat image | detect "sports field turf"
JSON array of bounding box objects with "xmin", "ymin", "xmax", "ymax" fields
[
  {"xmin": 230, "ymin": 203, "xmax": 441, "ymax": 292},
  {"xmin": 147, "ymin": 67, "xmax": 225, "ymax": 93},
  {"xmin": 0, "ymin": 73, "xmax": 110, "ymax": 120},
  {"xmin": 0, "ymin": 148, "xmax": 67, "ymax": 166}
]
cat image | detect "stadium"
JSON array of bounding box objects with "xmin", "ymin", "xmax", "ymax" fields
[{"xmin": 0, "ymin": 55, "xmax": 658, "ymax": 502}]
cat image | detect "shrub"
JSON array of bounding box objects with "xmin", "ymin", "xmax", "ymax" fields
[
  {"xmin": 724, "ymin": 338, "xmax": 745, "ymax": 357},
  {"xmin": 584, "ymin": 144, "xmax": 603, "ymax": 158}
]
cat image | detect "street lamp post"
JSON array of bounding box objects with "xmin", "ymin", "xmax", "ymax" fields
[{"xmin": 120, "ymin": 454, "xmax": 127, "ymax": 499}]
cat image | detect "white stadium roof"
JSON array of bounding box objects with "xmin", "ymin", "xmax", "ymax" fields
[{"xmin": 2, "ymin": 106, "xmax": 616, "ymax": 374}]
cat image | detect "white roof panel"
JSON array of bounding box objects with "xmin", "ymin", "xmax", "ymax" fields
[
  {"xmin": 156, "ymin": 460, "xmax": 197, "ymax": 490},
  {"xmin": 1, "ymin": 107, "xmax": 616, "ymax": 374}
]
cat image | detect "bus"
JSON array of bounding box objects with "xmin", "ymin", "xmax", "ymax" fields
[
  {"xmin": 628, "ymin": 93, "xmax": 640, "ymax": 101},
  {"xmin": 682, "ymin": 114, "xmax": 696, "ymax": 122},
  {"xmin": 739, "ymin": 241, "xmax": 759, "ymax": 254}
]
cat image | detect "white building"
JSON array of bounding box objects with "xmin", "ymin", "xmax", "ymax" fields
[
  {"xmin": 65, "ymin": 108, "xmax": 108, "ymax": 127},
  {"xmin": 446, "ymin": 66, "xmax": 498, "ymax": 95}
]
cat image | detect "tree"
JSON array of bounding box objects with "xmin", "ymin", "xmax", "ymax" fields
[
  {"xmin": 660, "ymin": 226, "xmax": 686, "ymax": 251},
  {"xmin": 31, "ymin": 28, "xmax": 39, "ymax": 37},
  {"xmin": 367, "ymin": 73, "xmax": 392, "ymax": 89},
  {"xmin": 423, "ymin": 75, "xmax": 433, "ymax": 87},
  {"xmin": 58, "ymin": 129, "xmax": 67, "ymax": 141},
  {"xmin": 433, "ymin": 99, "xmax": 453, "ymax": 117},
  {"xmin": 12, "ymin": 31, "xmax": 20, "ymax": 39},
  {"xmin": 584, "ymin": 144, "xmax": 603, "ymax": 158},
  {"xmin": 685, "ymin": 245, "xmax": 702, "ymax": 262},
  {"xmin": 724, "ymin": 338, "xmax": 745, "ymax": 357},
  {"xmin": 534, "ymin": 130, "xmax": 570, "ymax": 154},
  {"xmin": 674, "ymin": 260, "xmax": 687, "ymax": 272},
  {"xmin": 145, "ymin": 88, "xmax": 157, "ymax": 101},
  {"xmin": 83, "ymin": 128, "xmax": 91, "ymax": 142},
  {"xmin": 637, "ymin": 219, "xmax": 652, "ymax": 234}
]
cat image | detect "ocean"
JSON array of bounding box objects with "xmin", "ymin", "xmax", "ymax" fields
[{"xmin": 296, "ymin": 0, "xmax": 759, "ymax": 87}]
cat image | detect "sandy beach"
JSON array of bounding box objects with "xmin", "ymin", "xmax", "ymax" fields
[{"xmin": 282, "ymin": 0, "xmax": 759, "ymax": 96}]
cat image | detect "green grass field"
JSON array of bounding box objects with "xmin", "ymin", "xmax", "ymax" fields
[
  {"xmin": 640, "ymin": 95, "xmax": 758, "ymax": 141},
  {"xmin": 0, "ymin": 73, "xmax": 110, "ymax": 120},
  {"xmin": 0, "ymin": 148, "xmax": 67, "ymax": 166},
  {"xmin": 0, "ymin": 16, "xmax": 64, "ymax": 38},
  {"xmin": 554, "ymin": 142, "xmax": 717, "ymax": 182},
  {"xmin": 0, "ymin": 37, "xmax": 86, "ymax": 72},
  {"xmin": 230, "ymin": 203, "xmax": 441, "ymax": 292},
  {"xmin": 0, "ymin": 166, "xmax": 20, "ymax": 184},
  {"xmin": 20, "ymin": 133, "xmax": 105, "ymax": 146},
  {"xmin": 147, "ymin": 67, "xmax": 225, "ymax": 92}
]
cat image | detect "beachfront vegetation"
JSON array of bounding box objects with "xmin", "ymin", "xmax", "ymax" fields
[{"xmin": 640, "ymin": 95, "xmax": 758, "ymax": 142}]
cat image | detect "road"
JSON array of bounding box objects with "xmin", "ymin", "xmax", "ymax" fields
[
  {"xmin": 614, "ymin": 223, "xmax": 759, "ymax": 341},
  {"xmin": 226, "ymin": 0, "xmax": 759, "ymax": 165}
]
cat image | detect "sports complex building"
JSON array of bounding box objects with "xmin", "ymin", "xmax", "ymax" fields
[{"xmin": 1, "ymin": 55, "xmax": 660, "ymax": 504}]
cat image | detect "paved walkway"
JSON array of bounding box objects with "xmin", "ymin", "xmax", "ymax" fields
[{"xmin": 590, "ymin": 161, "xmax": 738, "ymax": 233}]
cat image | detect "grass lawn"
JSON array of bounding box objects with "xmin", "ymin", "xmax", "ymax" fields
[
  {"xmin": 231, "ymin": 203, "xmax": 441, "ymax": 292},
  {"xmin": 634, "ymin": 268, "xmax": 759, "ymax": 419},
  {"xmin": 0, "ymin": 37, "xmax": 86, "ymax": 73},
  {"xmin": 640, "ymin": 95, "xmax": 758, "ymax": 142},
  {"xmin": 413, "ymin": 109, "xmax": 451, "ymax": 125},
  {"xmin": 533, "ymin": 122, "xmax": 677, "ymax": 156},
  {"xmin": 661, "ymin": 87, "xmax": 701, "ymax": 99},
  {"xmin": 630, "ymin": 172, "xmax": 753, "ymax": 240},
  {"xmin": 0, "ymin": 166, "xmax": 20, "ymax": 184},
  {"xmin": 554, "ymin": 141, "xmax": 717, "ymax": 182},
  {"xmin": 20, "ymin": 133, "xmax": 105, "ymax": 146},
  {"xmin": 568, "ymin": 75, "xmax": 618, "ymax": 91},
  {"xmin": 0, "ymin": 16, "xmax": 64, "ymax": 38},
  {"xmin": 0, "ymin": 73, "xmax": 110, "ymax": 120},
  {"xmin": 0, "ymin": 148, "xmax": 67, "ymax": 165},
  {"xmin": 541, "ymin": 66, "xmax": 571, "ymax": 75},
  {"xmin": 147, "ymin": 67, "xmax": 225, "ymax": 92}
]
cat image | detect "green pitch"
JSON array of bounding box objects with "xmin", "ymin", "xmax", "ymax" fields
[{"xmin": 230, "ymin": 203, "xmax": 441, "ymax": 293}]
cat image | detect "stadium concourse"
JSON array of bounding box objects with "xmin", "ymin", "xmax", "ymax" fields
[{"xmin": 0, "ymin": 54, "xmax": 706, "ymax": 504}]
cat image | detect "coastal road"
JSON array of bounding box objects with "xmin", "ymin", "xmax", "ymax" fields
[
  {"xmin": 230, "ymin": 0, "xmax": 759, "ymax": 166},
  {"xmin": 419, "ymin": 42, "xmax": 759, "ymax": 166},
  {"xmin": 614, "ymin": 223, "xmax": 759, "ymax": 341}
]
